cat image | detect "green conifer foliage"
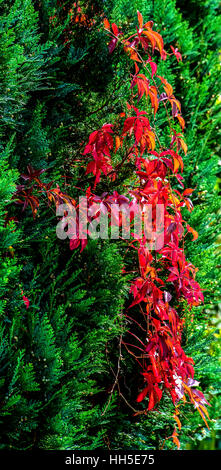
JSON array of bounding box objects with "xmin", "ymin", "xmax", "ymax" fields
[
  {"xmin": 108, "ymin": 0, "xmax": 221, "ymax": 449},
  {"xmin": 0, "ymin": 0, "xmax": 129, "ymax": 450}
]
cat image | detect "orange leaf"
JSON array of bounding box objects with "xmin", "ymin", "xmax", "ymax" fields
[
  {"xmin": 173, "ymin": 157, "xmax": 180, "ymax": 173},
  {"xmin": 115, "ymin": 136, "xmax": 121, "ymax": 153},
  {"xmin": 137, "ymin": 10, "xmax": 143, "ymax": 29},
  {"xmin": 103, "ymin": 18, "xmax": 110, "ymax": 30},
  {"xmin": 199, "ymin": 404, "xmax": 210, "ymax": 420},
  {"xmin": 172, "ymin": 97, "xmax": 181, "ymax": 113},
  {"xmin": 135, "ymin": 62, "xmax": 139, "ymax": 74},
  {"xmin": 186, "ymin": 224, "xmax": 198, "ymax": 241},
  {"xmin": 124, "ymin": 46, "xmax": 142, "ymax": 63},
  {"xmin": 158, "ymin": 76, "xmax": 173, "ymax": 97},
  {"xmin": 177, "ymin": 114, "xmax": 185, "ymax": 129},
  {"xmin": 173, "ymin": 414, "xmax": 182, "ymax": 430},
  {"xmin": 149, "ymin": 86, "xmax": 158, "ymax": 116},
  {"xmin": 171, "ymin": 428, "xmax": 180, "ymax": 449},
  {"xmin": 180, "ymin": 138, "xmax": 188, "ymax": 155},
  {"xmin": 172, "ymin": 152, "xmax": 183, "ymax": 173},
  {"xmin": 197, "ymin": 407, "xmax": 210, "ymax": 430},
  {"xmin": 183, "ymin": 188, "xmax": 194, "ymax": 196},
  {"xmin": 172, "ymin": 435, "xmax": 180, "ymax": 449},
  {"xmin": 148, "ymin": 131, "xmax": 156, "ymax": 150},
  {"xmin": 152, "ymin": 30, "xmax": 164, "ymax": 56},
  {"xmin": 143, "ymin": 21, "xmax": 153, "ymax": 29},
  {"xmin": 142, "ymin": 30, "xmax": 156, "ymax": 52}
]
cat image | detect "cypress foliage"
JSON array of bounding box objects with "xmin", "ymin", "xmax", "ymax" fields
[
  {"xmin": 107, "ymin": 0, "xmax": 221, "ymax": 449},
  {"xmin": 0, "ymin": 0, "xmax": 128, "ymax": 449}
]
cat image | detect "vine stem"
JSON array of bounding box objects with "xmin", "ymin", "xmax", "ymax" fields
[{"xmin": 102, "ymin": 334, "xmax": 123, "ymax": 416}]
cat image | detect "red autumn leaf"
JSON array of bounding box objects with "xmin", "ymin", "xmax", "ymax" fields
[
  {"xmin": 121, "ymin": 107, "xmax": 155, "ymax": 154},
  {"xmin": 108, "ymin": 38, "xmax": 118, "ymax": 53},
  {"xmin": 170, "ymin": 45, "xmax": 182, "ymax": 62},
  {"xmin": 130, "ymin": 65, "xmax": 150, "ymax": 102},
  {"xmin": 14, "ymin": 186, "xmax": 40, "ymax": 218},
  {"xmin": 106, "ymin": 23, "xmax": 123, "ymax": 54},
  {"xmin": 147, "ymin": 384, "xmax": 162, "ymax": 410},
  {"xmin": 111, "ymin": 23, "xmax": 119, "ymax": 36},
  {"xmin": 83, "ymin": 124, "xmax": 114, "ymax": 185},
  {"xmin": 148, "ymin": 60, "xmax": 157, "ymax": 79},
  {"xmin": 158, "ymin": 76, "xmax": 182, "ymax": 117},
  {"xmin": 148, "ymin": 390, "xmax": 155, "ymax": 410},
  {"xmin": 170, "ymin": 130, "xmax": 187, "ymax": 154},
  {"xmin": 21, "ymin": 290, "xmax": 30, "ymax": 309},
  {"xmin": 20, "ymin": 165, "xmax": 47, "ymax": 184},
  {"xmin": 46, "ymin": 185, "xmax": 76, "ymax": 209},
  {"xmin": 136, "ymin": 386, "xmax": 149, "ymax": 402}
]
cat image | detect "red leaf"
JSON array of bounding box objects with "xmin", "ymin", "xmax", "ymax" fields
[
  {"xmin": 108, "ymin": 38, "xmax": 117, "ymax": 54},
  {"xmin": 111, "ymin": 23, "xmax": 119, "ymax": 36},
  {"xmin": 147, "ymin": 390, "xmax": 155, "ymax": 410},
  {"xmin": 21, "ymin": 290, "xmax": 30, "ymax": 309},
  {"xmin": 170, "ymin": 45, "xmax": 182, "ymax": 62},
  {"xmin": 134, "ymin": 119, "xmax": 143, "ymax": 142},
  {"xmin": 136, "ymin": 386, "xmax": 149, "ymax": 402},
  {"xmin": 122, "ymin": 116, "xmax": 135, "ymax": 135},
  {"xmin": 149, "ymin": 60, "xmax": 157, "ymax": 79}
]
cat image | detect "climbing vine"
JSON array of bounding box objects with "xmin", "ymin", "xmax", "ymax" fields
[{"xmin": 14, "ymin": 10, "xmax": 211, "ymax": 448}]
